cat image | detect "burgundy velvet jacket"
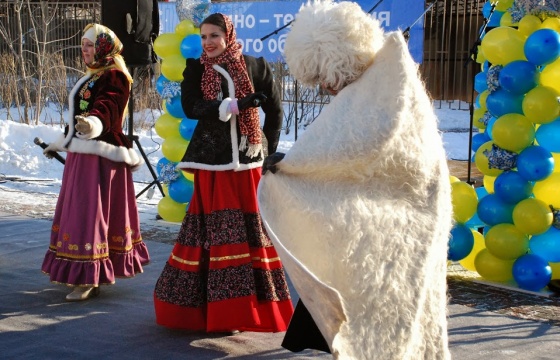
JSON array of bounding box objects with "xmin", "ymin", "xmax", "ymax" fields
[{"xmin": 48, "ymin": 69, "xmax": 143, "ymax": 169}]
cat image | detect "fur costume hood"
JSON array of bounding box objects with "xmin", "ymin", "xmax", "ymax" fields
[{"xmin": 258, "ymin": 1, "xmax": 453, "ymax": 359}]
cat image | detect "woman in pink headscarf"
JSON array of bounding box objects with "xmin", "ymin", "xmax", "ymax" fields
[
  {"xmin": 153, "ymin": 13, "xmax": 293, "ymax": 333},
  {"xmin": 41, "ymin": 23, "xmax": 149, "ymax": 302}
]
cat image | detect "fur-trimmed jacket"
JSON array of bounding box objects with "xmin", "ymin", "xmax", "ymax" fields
[
  {"xmin": 45, "ymin": 69, "xmax": 143, "ymax": 170},
  {"xmin": 177, "ymin": 55, "xmax": 283, "ymax": 172}
]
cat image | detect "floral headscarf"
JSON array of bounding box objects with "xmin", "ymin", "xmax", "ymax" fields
[
  {"xmin": 81, "ymin": 23, "xmax": 132, "ymax": 83},
  {"xmin": 200, "ymin": 14, "xmax": 262, "ymax": 156}
]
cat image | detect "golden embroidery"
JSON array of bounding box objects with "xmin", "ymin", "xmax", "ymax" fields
[
  {"xmin": 85, "ymin": 243, "xmax": 92, "ymax": 251},
  {"xmin": 68, "ymin": 244, "xmax": 78, "ymax": 251},
  {"xmin": 112, "ymin": 235, "xmax": 124, "ymax": 244},
  {"xmin": 56, "ymin": 241, "xmax": 62, "ymax": 248},
  {"xmin": 210, "ymin": 253, "xmax": 250, "ymax": 262},
  {"xmin": 125, "ymin": 226, "xmax": 132, "ymax": 234},
  {"xmin": 171, "ymin": 253, "xmax": 199, "ymax": 266},
  {"xmin": 96, "ymin": 243, "xmax": 107, "ymax": 250},
  {"xmin": 251, "ymin": 256, "xmax": 281, "ymax": 263},
  {"xmin": 78, "ymin": 71, "xmax": 104, "ymax": 111}
]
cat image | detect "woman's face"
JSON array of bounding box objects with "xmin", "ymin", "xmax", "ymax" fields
[
  {"xmin": 200, "ymin": 24, "xmax": 227, "ymax": 58},
  {"xmin": 81, "ymin": 38, "xmax": 95, "ymax": 65}
]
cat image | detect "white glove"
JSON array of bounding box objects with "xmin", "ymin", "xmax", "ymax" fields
[
  {"xmin": 75, "ymin": 115, "xmax": 93, "ymax": 135},
  {"xmin": 43, "ymin": 143, "xmax": 58, "ymax": 159}
]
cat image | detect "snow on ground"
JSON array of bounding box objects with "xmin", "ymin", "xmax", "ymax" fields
[{"xmin": 0, "ymin": 102, "xmax": 472, "ymax": 223}]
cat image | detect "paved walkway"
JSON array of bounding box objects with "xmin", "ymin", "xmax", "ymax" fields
[{"xmin": 1, "ymin": 211, "xmax": 559, "ymax": 359}]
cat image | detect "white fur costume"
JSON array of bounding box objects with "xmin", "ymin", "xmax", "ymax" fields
[{"xmin": 257, "ymin": 1, "xmax": 453, "ymax": 359}]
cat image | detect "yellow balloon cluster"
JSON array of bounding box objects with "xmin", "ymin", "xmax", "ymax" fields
[
  {"xmin": 462, "ymin": 2, "xmax": 560, "ymax": 290},
  {"xmin": 154, "ymin": 19, "xmax": 200, "ymax": 222}
]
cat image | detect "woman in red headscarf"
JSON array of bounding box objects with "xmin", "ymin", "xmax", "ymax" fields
[
  {"xmin": 153, "ymin": 13, "xmax": 293, "ymax": 333},
  {"xmin": 41, "ymin": 23, "xmax": 149, "ymax": 301}
]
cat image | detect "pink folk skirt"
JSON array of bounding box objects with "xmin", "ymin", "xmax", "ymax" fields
[{"xmin": 42, "ymin": 152, "xmax": 150, "ymax": 286}]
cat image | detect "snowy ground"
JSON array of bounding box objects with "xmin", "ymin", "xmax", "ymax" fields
[{"xmin": 0, "ymin": 102, "xmax": 471, "ymax": 226}]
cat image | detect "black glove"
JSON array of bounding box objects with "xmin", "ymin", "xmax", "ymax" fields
[
  {"xmin": 238, "ymin": 91, "xmax": 267, "ymax": 110},
  {"xmin": 262, "ymin": 152, "xmax": 285, "ymax": 175}
]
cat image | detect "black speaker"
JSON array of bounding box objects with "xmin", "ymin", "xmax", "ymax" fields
[{"xmin": 101, "ymin": 0, "xmax": 160, "ymax": 66}]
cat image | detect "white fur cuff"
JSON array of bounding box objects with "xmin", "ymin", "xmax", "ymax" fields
[
  {"xmin": 219, "ymin": 98, "xmax": 234, "ymax": 122},
  {"xmin": 75, "ymin": 115, "xmax": 103, "ymax": 139}
]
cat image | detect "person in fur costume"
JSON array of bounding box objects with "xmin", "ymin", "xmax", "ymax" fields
[
  {"xmin": 257, "ymin": 1, "xmax": 453, "ymax": 359},
  {"xmin": 41, "ymin": 23, "xmax": 149, "ymax": 301}
]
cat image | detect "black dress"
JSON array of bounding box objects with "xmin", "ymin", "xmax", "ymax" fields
[{"xmin": 281, "ymin": 300, "xmax": 331, "ymax": 353}]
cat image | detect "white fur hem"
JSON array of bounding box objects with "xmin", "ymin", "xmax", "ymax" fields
[
  {"xmin": 219, "ymin": 98, "xmax": 233, "ymax": 122},
  {"xmin": 176, "ymin": 160, "xmax": 263, "ymax": 172},
  {"xmin": 51, "ymin": 135, "xmax": 144, "ymax": 171}
]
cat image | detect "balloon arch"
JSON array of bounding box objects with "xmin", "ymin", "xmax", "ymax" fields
[{"xmin": 450, "ymin": 0, "xmax": 560, "ymax": 292}]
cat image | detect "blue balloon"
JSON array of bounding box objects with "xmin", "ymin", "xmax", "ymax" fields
[
  {"xmin": 493, "ymin": 171, "xmax": 534, "ymax": 204},
  {"xmin": 474, "ymin": 71, "xmax": 488, "ymax": 93},
  {"xmin": 487, "ymin": 11, "xmax": 504, "ymax": 27},
  {"xmin": 472, "ymin": 132, "xmax": 491, "ymax": 153},
  {"xmin": 156, "ymin": 157, "xmax": 173, "ymax": 176},
  {"xmin": 477, "ymin": 194, "xmax": 515, "ymax": 226},
  {"xmin": 529, "ymin": 227, "xmax": 560, "ymax": 262},
  {"xmin": 486, "ymin": 89, "xmax": 524, "ymax": 118},
  {"xmin": 166, "ymin": 96, "xmax": 186, "ymax": 119},
  {"xmin": 524, "ymin": 28, "xmax": 560, "ymax": 66},
  {"xmin": 179, "ymin": 118, "xmax": 198, "ymax": 140},
  {"xmin": 448, "ymin": 223, "xmax": 475, "ymax": 261},
  {"xmin": 498, "ymin": 60, "xmax": 539, "ymax": 95},
  {"xmin": 535, "ymin": 117, "xmax": 560, "ymax": 153},
  {"xmin": 512, "ymin": 254, "xmax": 552, "ymax": 292},
  {"xmin": 517, "ymin": 145, "xmax": 554, "ymax": 182},
  {"xmin": 168, "ymin": 176, "xmax": 195, "ymax": 204},
  {"xmin": 482, "ymin": 1, "xmax": 492, "ymax": 18},
  {"xmin": 156, "ymin": 75, "xmax": 168, "ymax": 95},
  {"xmin": 485, "ymin": 116, "xmax": 497, "ymax": 140},
  {"xmin": 475, "ymin": 186, "xmax": 489, "ymax": 199},
  {"xmin": 180, "ymin": 34, "xmax": 203, "ymax": 59}
]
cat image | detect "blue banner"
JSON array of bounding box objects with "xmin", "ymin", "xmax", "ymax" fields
[{"xmin": 159, "ymin": 1, "xmax": 425, "ymax": 63}]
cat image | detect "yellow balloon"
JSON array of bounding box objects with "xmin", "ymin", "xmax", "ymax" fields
[
  {"xmin": 153, "ymin": 33, "xmax": 183, "ymax": 59},
  {"xmin": 478, "ymin": 90, "xmax": 490, "ymax": 109},
  {"xmin": 162, "ymin": 136, "xmax": 190, "ymax": 162},
  {"xmin": 554, "ymin": 153, "xmax": 560, "ymax": 173},
  {"xmin": 541, "ymin": 17, "xmax": 560, "ymax": 33},
  {"xmin": 450, "ymin": 175, "xmax": 460, "ymax": 183},
  {"xmin": 175, "ymin": 19, "xmax": 196, "ymax": 37},
  {"xmin": 459, "ymin": 230, "xmax": 486, "ymax": 272},
  {"xmin": 475, "ymin": 141, "xmax": 504, "ymax": 177},
  {"xmin": 550, "ymin": 261, "xmax": 560, "ymax": 279},
  {"xmin": 451, "ymin": 181, "xmax": 478, "ymax": 223},
  {"xmin": 161, "ymin": 54, "xmax": 186, "ymax": 82},
  {"xmin": 155, "ymin": 112, "xmax": 182, "ymax": 139},
  {"xmin": 483, "ymin": 175, "xmax": 496, "ymax": 193},
  {"xmin": 163, "ymin": 183, "xmax": 169, "ymax": 197},
  {"xmin": 473, "ymin": 107, "xmax": 487, "ymax": 129},
  {"xmin": 499, "ymin": 11, "xmax": 517, "ymax": 27},
  {"xmin": 485, "ymin": 223, "xmax": 529, "ymax": 260},
  {"xmin": 496, "ymin": 0, "xmax": 513, "ymax": 12},
  {"xmin": 480, "ymin": 26, "xmax": 526, "ymax": 65},
  {"xmin": 182, "ymin": 170, "xmax": 195, "ymax": 182},
  {"xmin": 512, "ymin": 198, "xmax": 553, "ymax": 235},
  {"xmin": 158, "ymin": 196, "xmax": 188, "ymax": 223},
  {"xmin": 533, "ymin": 172, "xmax": 560, "ymax": 207},
  {"xmin": 474, "ymin": 249, "xmax": 515, "ymax": 282},
  {"xmin": 492, "ymin": 113, "xmax": 535, "ymax": 152},
  {"xmin": 522, "ymin": 86, "xmax": 560, "ymax": 124},
  {"xmin": 518, "ymin": 15, "xmax": 542, "ymax": 37},
  {"xmin": 476, "ymin": 45, "xmax": 487, "ymax": 64},
  {"xmin": 540, "ymin": 57, "xmax": 560, "ymax": 94}
]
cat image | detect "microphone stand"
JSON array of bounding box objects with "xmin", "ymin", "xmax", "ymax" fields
[
  {"xmin": 463, "ymin": 2, "xmax": 497, "ymax": 185},
  {"xmin": 402, "ymin": 1, "xmax": 437, "ymax": 40}
]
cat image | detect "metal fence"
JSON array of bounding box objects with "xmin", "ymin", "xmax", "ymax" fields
[{"xmin": 0, "ymin": 0, "xmax": 486, "ymax": 111}]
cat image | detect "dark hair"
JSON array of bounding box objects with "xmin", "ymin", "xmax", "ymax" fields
[{"xmin": 200, "ymin": 13, "xmax": 227, "ymax": 33}]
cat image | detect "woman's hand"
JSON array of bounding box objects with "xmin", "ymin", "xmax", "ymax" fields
[{"xmin": 75, "ymin": 115, "xmax": 93, "ymax": 135}]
